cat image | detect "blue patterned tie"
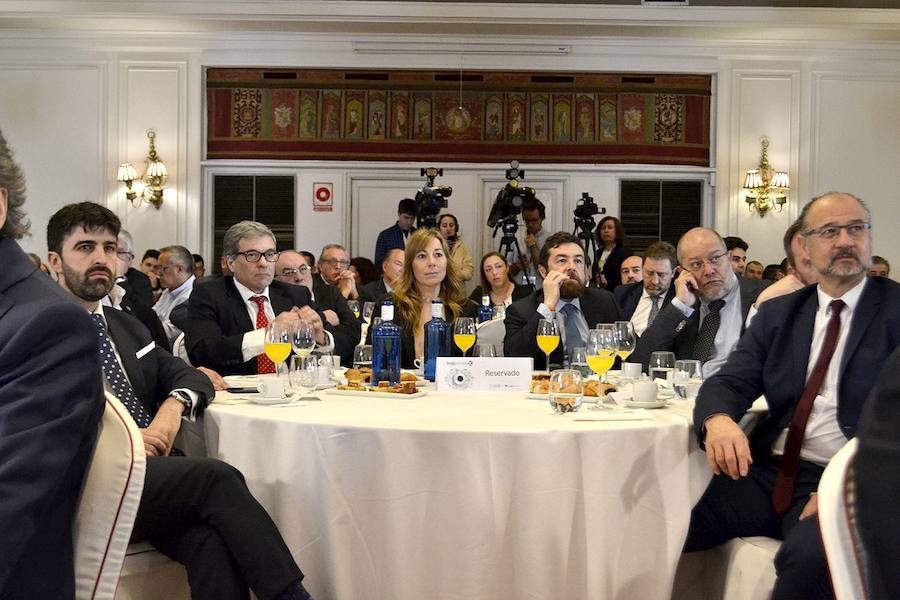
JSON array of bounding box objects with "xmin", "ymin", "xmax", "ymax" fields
[
  {"xmin": 560, "ymin": 303, "xmax": 584, "ymax": 364},
  {"xmin": 90, "ymin": 314, "xmax": 153, "ymax": 428}
]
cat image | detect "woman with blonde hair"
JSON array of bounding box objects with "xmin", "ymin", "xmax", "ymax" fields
[{"xmin": 368, "ymin": 228, "xmax": 478, "ymax": 367}]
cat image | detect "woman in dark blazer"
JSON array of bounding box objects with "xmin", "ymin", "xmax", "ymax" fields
[
  {"xmin": 368, "ymin": 228, "xmax": 477, "ymax": 368},
  {"xmin": 591, "ymin": 216, "xmax": 633, "ymax": 292},
  {"xmin": 468, "ymin": 251, "xmax": 534, "ymax": 308}
]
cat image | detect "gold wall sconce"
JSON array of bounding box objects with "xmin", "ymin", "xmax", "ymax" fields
[
  {"xmin": 743, "ymin": 137, "xmax": 789, "ymax": 216},
  {"xmin": 117, "ymin": 129, "xmax": 168, "ymax": 209}
]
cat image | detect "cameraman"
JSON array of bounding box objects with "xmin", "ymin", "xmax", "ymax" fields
[
  {"xmin": 374, "ymin": 198, "xmax": 416, "ymax": 266},
  {"xmin": 508, "ymin": 198, "xmax": 549, "ymax": 286}
]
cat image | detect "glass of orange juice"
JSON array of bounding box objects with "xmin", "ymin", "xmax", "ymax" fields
[
  {"xmin": 587, "ymin": 325, "xmax": 616, "ymax": 382},
  {"xmin": 265, "ymin": 322, "xmax": 293, "ymax": 377},
  {"xmin": 536, "ymin": 318, "xmax": 560, "ymax": 371},
  {"xmin": 453, "ymin": 317, "xmax": 476, "ymax": 357}
]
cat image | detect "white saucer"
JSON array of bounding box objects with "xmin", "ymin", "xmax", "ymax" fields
[
  {"xmin": 250, "ymin": 395, "xmax": 291, "ymax": 405},
  {"xmin": 624, "ymin": 399, "xmax": 671, "ymax": 409}
]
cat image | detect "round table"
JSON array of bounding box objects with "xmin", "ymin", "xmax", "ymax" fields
[{"xmin": 204, "ymin": 389, "xmax": 704, "ymax": 600}]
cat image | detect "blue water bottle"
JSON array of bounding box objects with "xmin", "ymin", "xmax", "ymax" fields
[
  {"xmin": 478, "ymin": 294, "xmax": 493, "ymax": 324},
  {"xmin": 424, "ymin": 300, "xmax": 452, "ymax": 382},
  {"xmin": 372, "ymin": 301, "xmax": 401, "ymax": 385}
]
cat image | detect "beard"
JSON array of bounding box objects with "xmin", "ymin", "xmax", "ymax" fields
[
  {"xmin": 63, "ymin": 263, "xmax": 114, "ymax": 302},
  {"xmin": 824, "ymin": 250, "xmax": 867, "ymax": 278},
  {"xmin": 560, "ymin": 278, "xmax": 585, "ymax": 300}
]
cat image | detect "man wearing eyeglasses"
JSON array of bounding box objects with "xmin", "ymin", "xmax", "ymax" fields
[
  {"xmin": 631, "ymin": 227, "xmax": 767, "ymax": 377},
  {"xmin": 317, "ymin": 243, "xmax": 359, "ymax": 300},
  {"xmin": 684, "ymin": 193, "xmax": 900, "ymax": 599},
  {"xmin": 275, "ymin": 249, "xmax": 356, "ymax": 330},
  {"xmin": 186, "ymin": 221, "xmax": 359, "ymax": 374},
  {"xmin": 115, "ymin": 229, "xmax": 154, "ymax": 308}
]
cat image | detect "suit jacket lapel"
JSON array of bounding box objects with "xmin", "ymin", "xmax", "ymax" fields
[
  {"xmin": 791, "ymin": 291, "xmax": 818, "ymax": 399},
  {"xmin": 104, "ymin": 310, "xmax": 152, "ymax": 406},
  {"xmin": 841, "ymin": 279, "xmax": 879, "ymax": 377},
  {"xmin": 0, "ymin": 293, "xmax": 12, "ymax": 321},
  {"xmin": 225, "ymin": 277, "xmax": 256, "ymax": 332}
]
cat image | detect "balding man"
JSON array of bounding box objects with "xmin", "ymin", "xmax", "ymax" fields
[
  {"xmin": 359, "ymin": 247, "xmax": 404, "ymax": 303},
  {"xmin": 275, "ymin": 250, "xmax": 356, "ymax": 330},
  {"xmin": 153, "ymin": 244, "xmax": 196, "ymax": 344},
  {"xmin": 619, "ymin": 254, "xmax": 643, "ymax": 285},
  {"xmin": 632, "ymin": 227, "xmax": 767, "ymax": 377},
  {"xmin": 115, "ymin": 228, "xmax": 153, "ymax": 307},
  {"xmin": 685, "ymin": 192, "xmax": 900, "ymax": 599}
]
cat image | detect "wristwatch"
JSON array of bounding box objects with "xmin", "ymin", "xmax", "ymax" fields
[{"xmin": 170, "ymin": 390, "xmax": 193, "ymax": 416}]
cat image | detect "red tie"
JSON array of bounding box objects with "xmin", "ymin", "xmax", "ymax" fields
[
  {"xmin": 250, "ymin": 295, "xmax": 276, "ymax": 374},
  {"xmin": 772, "ymin": 299, "xmax": 845, "ymax": 514}
]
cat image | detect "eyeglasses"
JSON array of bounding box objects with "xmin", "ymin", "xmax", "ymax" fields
[
  {"xmin": 683, "ymin": 251, "xmax": 730, "ymax": 274},
  {"xmin": 116, "ymin": 250, "xmax": 134, "ymax": 259},
  {"xmin": 233, "ymin": 250, "xmax": 280, "ymax": 263},
  {"xmin": 321, "ymin": 258, "xmax": 350, "ymax": 268},
  {"xmin": 803, "ymin": 222, "xmax": 871, "ymax": 241},
  {"xmin": 278, "ymin": 266, "xmax": 311, "ymax": 276}
]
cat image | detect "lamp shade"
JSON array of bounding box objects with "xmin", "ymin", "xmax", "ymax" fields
[
  {"xmin": 743, "ymin": 169, "xmax": 763, "ymax": 190},
  {"xmin": 770, "ymin": 171, "xmax": 790, "ymax": 189},
  {"xmin": 117, "ymin": 163, "xmax": 137, "ymax": 182},
  {"xmin": 146, "ymin": 160, "xmax": 167, "ymax": 178}
]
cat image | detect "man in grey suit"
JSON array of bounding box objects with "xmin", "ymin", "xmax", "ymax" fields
[{"xmin": 631, "ymin": 227, "xmax": 767, "ymax": 377}]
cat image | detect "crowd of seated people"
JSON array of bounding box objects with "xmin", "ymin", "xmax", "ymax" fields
[{"xmin": 4, "ymin": 107, "xmax": 899, "ymax": 600}]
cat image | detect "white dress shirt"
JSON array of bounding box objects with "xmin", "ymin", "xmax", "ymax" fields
[
  {"xmin": 233, "ymin": 278, "xmax": 334, "ymax": 363},
  {"xmin": 771, "ymin": 278, "xmax": 867, "ymax": 466},
  {"xmin": 153, "ymin": 275, "xmax": 195, "ymax": 344},
  {"xmin": 670, "ymin": 279, "xmax": 742, "ymax": 378},
  {"xmin": 630, "ymin": 288, "xmax": 661, "ymax": 337},
  {"xmin": 537, "ymin": 297, "xmax": 590, "ymax": 354}
]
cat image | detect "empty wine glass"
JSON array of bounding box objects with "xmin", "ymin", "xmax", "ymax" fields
[
  {"xmin": 649, "ymin": 351, "xmax": 676, "ymax": 382},
  {"xmin": 353, "ymin": 344, "xmax": 373, "ymax": 369},
  {"xmin": 362, "ymin": 301, "xmax": 376, "ymax": 323},
  {"xmin": 474, "ymin": 343, "xmax": 496, "ymax": 358},
  {"xmin": 569, "ymin": 346, "xmax": 590, "ymax": 378},
  {"xmin": 536, "ymin": 318, "xmax": 559, "ymax": 371}
]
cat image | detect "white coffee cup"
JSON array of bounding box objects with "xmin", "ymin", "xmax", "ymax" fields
[
  {"xmin": 257, "ymin": 379, "xmax": 285, "ymax": 398},
  {"xmin": 631, "ymin": 380, "xmax": 659, "ymax": 403},
  {"xmin": 622, "ymin": 362, "xmax": 643, "ymax": 379},
  {"xmin": 413, "ymin": 357, "xmax": 424, "ymax": 370}
]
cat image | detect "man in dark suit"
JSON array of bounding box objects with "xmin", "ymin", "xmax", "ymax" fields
[
  {"xmin": 186, "ymin": 221, "xmax": 359, "ymax": 373},
  {"xmin": 116, "ymin": 228, "xmax": 154, "ymax": 307},
  {"xmin": 856, "ymin": 345, "xmax": 900, "ymax": 599},
  {"xmin": 373, "ymin": 197, "xmax": 416, "ymax": 267},
  {"xmin": 359, "ymin": 247, "xmax": 404, "ymax": 303},
  {"xmin": 631, "ymin": 227, "xmax": 768, "ymax": 377},
  {"xmin": 614, "ymin": 241, "xmax": 678, "ymax": 337},
  {"xmin": 47, "ymin": 201, "xmax": 315, "ymax": 600},
  {"xmin": 504, "ymin": 231, "xmax": 623, "ymax": 369},
  {"xmin": 275, "ymin": 249, "xmax": 359, "ymax": 334},
  {"xmin": 684, "ymin": 192, "xmax": 900, "ymax": 599},
  {"xmin": 0, "ymin": 131, "xmax": 105, "ymax": 600}
]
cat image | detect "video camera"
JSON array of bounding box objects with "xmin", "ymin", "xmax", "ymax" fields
[
  {"xmin": 571, "ymin": 192, "xmax": 606, "ymax": 269},
  {"xmin": 414, "ymin": 167, "xmax": 452, "ymax": 229},
  {"xmin": 486, "ymin": 160, "xmax": 537, "ymax": 230}
]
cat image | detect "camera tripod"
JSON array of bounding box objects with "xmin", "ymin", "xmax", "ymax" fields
[
  {"xmin": 494, "ymin": 216, "xmax": 529, "ymax": 279},
  {"xmin": 573, "ymin": 218, "xmax": 599, "ymax": 274}
]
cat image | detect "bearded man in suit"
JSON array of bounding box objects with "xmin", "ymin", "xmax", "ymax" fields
[
  {"xmin": 684, "ymin": 192, "xmax": 900, "ymax": 599},
  {"xmin": 504, "ymin": 231, "xmax": 622, "ymax": 369},
  {"xmin": 47, "ymin": 201, "xmax": 315, "ymax": 600}
]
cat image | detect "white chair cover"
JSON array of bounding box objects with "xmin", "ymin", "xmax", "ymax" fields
[
  {"xmin": 818, "ymin": 438, "xmax": 868, "ymax": 600},
  {"xmin": 172, "ymin": 332, "xmax": 191, "ymax": 366},
  {"xmin": 74, "ymin": 392, "xmax": 147, "ymax": 600}
]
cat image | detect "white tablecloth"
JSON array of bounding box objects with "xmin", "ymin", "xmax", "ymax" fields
[{"xmin": 204, "ymin": 390, "xmax": 712, "ymax": 600}]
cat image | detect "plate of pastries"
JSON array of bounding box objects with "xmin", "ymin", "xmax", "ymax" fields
[
  {"xmin": 330, "ymin": 368, "xmax": 427, "ymax": 398},
  {"xmin": 526, "ymin": 372, "xmax": 617, "ymax": 401}
]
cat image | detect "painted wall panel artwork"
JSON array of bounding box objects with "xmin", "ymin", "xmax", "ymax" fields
[{"xmin": 207, "ymin": 69, "xmax": 711, "ymax": 165}]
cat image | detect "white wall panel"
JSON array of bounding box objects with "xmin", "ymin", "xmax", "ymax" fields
[
  {"xmin": 812, "ymin": 73, "xmax": 900, "ymax": 274},
  {"xmin": 0, "ymin": 64, "xmax": 105, "ymax": 257}
]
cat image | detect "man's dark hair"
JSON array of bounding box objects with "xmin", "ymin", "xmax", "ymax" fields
[
  {"xmin": 643, "ymin": 241, "xmax": 677, "ymax": 271},
  {"xmin": 782, "ymin": 219, "xmax": 804, "ymax": 267},
  {"xmin": 522, "ymin": 197, "xmax": 546, "ymax": 221},
  {"xmin": 762, "ymin": 264, "xmax": 784, "ymax": 281},
  {"xmin": 47, "ymin": 202, "xmax": 121, "ymax": 254},
  {"xmin": 539, "ymin": 231, "xmax": 585, "ymax": 269},
  {"xmin": 192, "ymin": 253, "xmax": 204, "ymax": 266},
  {"xmin": 872, "ymin": 255, "xmax": 890, "ymax": 269},
  {"xmin": 723, "ymin": 236, "xmax": 748, "ymax": 253},
  {"xmin": 0, "ymin": 127, "xmax": 29, "ymax": 239},
  {"xmin": 398, "ymin": 198, "xmax": 416, "ymax": 216},
  {"xmin": 300, "ymin": 250, "xmax": 315, "ymax": 268},
  {"xmin": 381, "ymin": 246, "xmax": 404, "ymax": 267},
  {"xmin": 160, "ymin": 245, "xmax": 194, "ymax": 271},
  {"xmin": 747, "ymin": 260, "xmax": 764, "ymax": 271},
  {"xmin": 142, "ymin": 249, "xmax": 159, "ymax": 262}
]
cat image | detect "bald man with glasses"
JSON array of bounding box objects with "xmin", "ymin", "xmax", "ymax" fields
[{"xmin": 631, "ymin": 227, "xmax": 768, "ymax": 378}]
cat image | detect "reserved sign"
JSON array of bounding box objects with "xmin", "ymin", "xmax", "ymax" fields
[{"xmin": 435, "ymin": 357, "xmax": 532, "ymax": 392}]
